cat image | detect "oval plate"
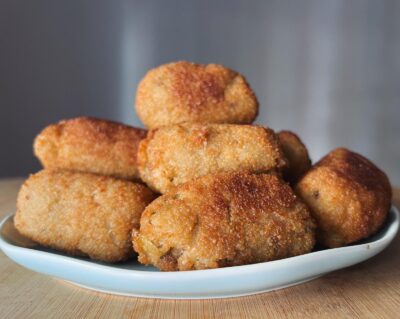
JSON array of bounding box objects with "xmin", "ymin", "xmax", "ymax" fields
[{"xmin": 0, "ymin": 207, "xmax": 398, "ymax": 299}]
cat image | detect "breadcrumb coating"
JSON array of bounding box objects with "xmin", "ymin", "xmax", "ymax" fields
[
  {"xmin": 34, "ymin": 117, "xmax": 146, "ymax": 180},
  {"xmin": 278, "ymin": 130, "xmax": 311, "ymax": 183},
  {"xmin": 15, "ymin": 169, "xmax": 156, "ymax": 262},
  {"xmin": 295, "ymin": 148, "xmax": 392, "ymax": 248},
  {"xmin": 133, "ymin": 172, "xmax": 316, "ymax": 271},
  {"xmin": 138, "ymin": 123, "xmax": 287, "ymax": 193},
  {"xmin": 135, "ymin": 61, "xmax": 258, "ymax": 128}
]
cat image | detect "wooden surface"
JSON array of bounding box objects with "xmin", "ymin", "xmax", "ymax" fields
[{"xmin": 0, "ymin": 178, "xmax": 399, "ymax": 319}]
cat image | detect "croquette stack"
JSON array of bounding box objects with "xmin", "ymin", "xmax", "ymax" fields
[{"xmin": 15, "ymin": 61, "xmax": 392, "ymax": 271}]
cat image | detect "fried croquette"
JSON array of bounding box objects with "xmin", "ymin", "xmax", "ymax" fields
[
  {"xmin": 132, "ymin": 172, "xmax": 316, "ymax": 271},
  {"xmin": 34, "ymin": 117, "xmax": 147, "ymax": 180},
  {"xmin": 14, "ymin": 169, "xmax": 156, "ymax": 262},
  {"xmin": 137, "ymin": 123, "xmax": 287, "ymax": 193},
  {"xmin": 295, "ymin": 148, "xmax": 392, "ymax": 248},
  {"xmin": 135, "ymin": 61, "xmax": 259, "ymax": 129},
  {"xmin": 278, "ymin": 130, "xmax": 311, "ymax": 183}
]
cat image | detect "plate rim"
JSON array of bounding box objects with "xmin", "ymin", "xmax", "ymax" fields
[
  {"xmin": 62, "ymin": 275, "xmax": 323, "ymax": 299},
  {"xmin": 0, "ymin": 206, "xmax": 398, "ymax": 279}
]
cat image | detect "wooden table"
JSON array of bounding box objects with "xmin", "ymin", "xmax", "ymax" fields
[{"xmin": 0, "ymin": 178, "xmax": 399, "ymax": 319}]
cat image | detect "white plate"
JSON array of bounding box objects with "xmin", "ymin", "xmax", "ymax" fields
[{"xmin": 0, "ymin": 207, "xmax": 398, "ymax": 299}]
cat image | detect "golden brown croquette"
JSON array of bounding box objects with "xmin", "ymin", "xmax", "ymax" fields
[
  {"xmin": 137, "ymin": 123, "xmax": 287, "ymax": 193},
  {"xmin": 278, "ymin": 130, "xmax": 311, "ymax": 183},
  {"xmin": 15, "ymin": 169, "xmax": 156, "ymax": 262},
  {"xmin": 133, "ymin": 172, "xmax": 316, "ymax": 271},
  {"xmin": 295, "ymin": 148, "xmax": 392, "ymax": 248},
  {"xmin": 34, "ymin": 117, "xmax": 146, "ymax": 180},
  {"xmin": 135, "ymin": 61, "xmax": 258, "ymax": 128}
]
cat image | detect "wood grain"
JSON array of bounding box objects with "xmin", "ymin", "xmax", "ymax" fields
[{"xmin": 0, "ymin": 177, "xmax": 399, "ymax": 319}]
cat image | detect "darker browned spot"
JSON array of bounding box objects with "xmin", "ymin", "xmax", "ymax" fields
[
  {"xmin": 191, "ymin": 215, "xmax": 201, "ymax": 245},
  {"xmin": 317, "ymin": 148, "xmax": 390, "ymax": 192},
  {"xmin": 159, "ymin": 252, "xmax": 177, "ymax": 271},
  {"xmin": 170, "ymin": 63, "xmax": 228, "ymax": 113},
  {"xmin": 159, "ymin": 248, "xmax": 183, "ymax": 271},
  {"xmin": 190, "ymin": 126, "xmax": 210, "ymax": 145},
  {"xmin": 217, "ymin": 258, "xmax": 231, "ymax": 268},
  {"xmin": 208, "ymin": 173, "xmax": 298, "ymax": 221},
  {"xmin": 172, "ymin": 193, "xmax": 181, "ymax": 200}
]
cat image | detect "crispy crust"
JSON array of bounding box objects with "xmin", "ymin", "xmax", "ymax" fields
[
  {"xmin": 295, "ymin": 148, "xmax": 392, "ymax": 248},
  {"xmin": 34, "ymin": 117, "xmax": 147, "ymax": 180},
  {"xmin": 278, "ymin": 130, "xmax": 311, "ymax": 183},
  {"xmin": 135, "ymin": 61, "xmax": 259, "ymax": 128},
  {"xmin": 132, "ymin": 172, "xmax": 316, "ymax": 271},
  {"xmin": 14, "ymin": 169, "xmax": 156, "ymax": 262},
  {"xmin": 137, "ymin": 123, "xmax": 287, "ymax": 193}
]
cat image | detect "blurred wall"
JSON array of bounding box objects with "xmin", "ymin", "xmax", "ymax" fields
[{"xmin": 1, "ymin": 0, "xmax": 399, "ymax": 184}]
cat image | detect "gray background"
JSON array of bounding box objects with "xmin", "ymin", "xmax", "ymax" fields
[{"xmin": 1, "ymin": 0, "xmax": 399, "ymax": 184}]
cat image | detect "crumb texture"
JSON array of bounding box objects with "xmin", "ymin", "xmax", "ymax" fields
[
  {"xmin": 133, "ymin": 172, "xmax": 315, "ymax": 271},
  {"xmin": 138, "ymin": 123, "xmax": 287, "ymax": 193},
  {"xmin": 278, "ymin": 130, "xmax": 311, "ymax": 183},
  {"xmin": 34, "ymin": 117, "xmax": 147, "ymax": 180},
  {"xmin": 135, "ymin": 61, "xmax": 259, "ymax": 128},
  {"xmin": 295, "ymin": 148, "xmax": 392, "ymax": 247},
  {"xmin": 14, "ymin": 169, "xmax": 156, "ymax": 262}
]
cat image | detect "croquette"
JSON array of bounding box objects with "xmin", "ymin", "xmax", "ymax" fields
[
  {"xmin": 34, "ymin": 117, "xmax": 147, "ymax": 180},
  {"xmin": 132, "ymin": 172, "xmax": 316, "ymax": 271},
  {"xmin": 295, "ymin": 148, "xmax": 392, "ymax": 248},
  {"xmin": 137, "ymin": 123, "xmax": 287, "ymax": 193},
  {"xmin": 135, "ymin": 61, "xmax": 259, "ymax": 129},
  {"xmin": 14, "ymin": 169, "xmax": 156, "ymax": 262},
  {"xmin": 278, "ymin": 130, "xmax": 311, "ymax": 183}
]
